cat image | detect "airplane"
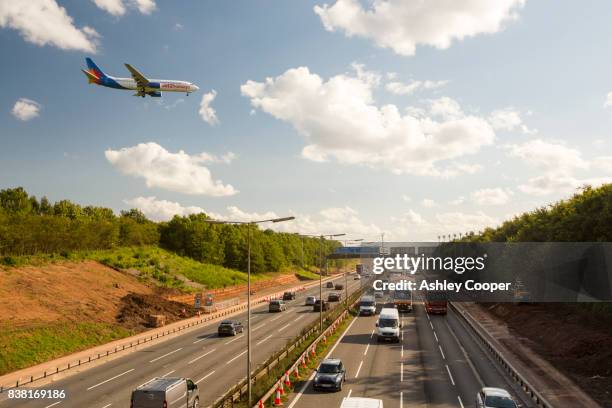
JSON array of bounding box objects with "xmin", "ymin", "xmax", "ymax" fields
[{"xmin": 81, "ymin": 58, "xmax": 199, "ymax": 97}]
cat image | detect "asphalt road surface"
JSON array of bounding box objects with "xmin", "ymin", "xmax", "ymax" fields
[
  {"xmin": 288, "ymin": 287, "xmax": 534, "ymax": 408},
  {"xmin": 1, "ymin": 275, "xmax": 364, "ymax": 408}
]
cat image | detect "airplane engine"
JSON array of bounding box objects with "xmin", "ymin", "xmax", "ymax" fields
[{"xmin": 148, "ymin": 91, "xmax": 162, "ymax": 97}]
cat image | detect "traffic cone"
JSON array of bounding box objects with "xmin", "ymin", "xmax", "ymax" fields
[
  {"xmin": 294, "ymin": 365, "xmax": 300, "ymax": 378},
  {"xmin": 274, "ymin": 385, "xmax": 283, "ymax": 406},
  {"xmin": 284, "ymin": 371, "xmax": 291, "ymax": 388},
  {"xmin": 259, "ymin": 400, "xmax": 264, "ymax": 408},
  {"xmin": 279, "ymin": 379, "xmax": 285, "ymax": 395},
  {"xmin": 301, "ymin": 355, "xmax": 307, "ymax": 368},
  {"xmin": 310, "ymin": 346, "xmax": 316, "ymax": 357},
  {"xmin": 323, "ymin": 334, "xmax": 327, "ymax": 344}
]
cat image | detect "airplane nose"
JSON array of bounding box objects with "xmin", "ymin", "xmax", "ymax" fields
[{"xmin": 192, "ymin": 84, "xmax": 199, "ymax": 91}]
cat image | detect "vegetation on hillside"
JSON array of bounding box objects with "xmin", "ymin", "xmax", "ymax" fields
[
  {"xmin": 460, "ymin": 184, "xmax": 612, "ymax": 242},
  {"xmin": 0, "ymin": 187, "xmax": 339, "ymax": 274}
]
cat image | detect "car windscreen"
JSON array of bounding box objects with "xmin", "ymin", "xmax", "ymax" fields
[
  {"xmin": 484, "ymin": 396, "xmax": 517, "ymax": 408},
  {"xmin": 360, "ymin": 300, "xmax": 375, "ymax": 306},
  {"xmin": 379, "ymin": 318, "xmax": 398, "ymax": 328},
  {"xmin": 425, "ymin": 291, "xmax": 448, "ymax": 301},
  {"xmin": 393, "ymin": 291, "xmax": 411, "ymax": 299},
  {"xmin": 318, "ymin": 364, "xmax": 340, "ymax": 373}
]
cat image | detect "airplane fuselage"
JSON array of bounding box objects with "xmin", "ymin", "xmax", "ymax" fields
[{"xmin": 95, "ymin": 75, "xmax": 198, "ymax": 94}]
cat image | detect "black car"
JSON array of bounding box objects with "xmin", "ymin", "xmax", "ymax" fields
[
  {"xmin": 334, "ymin": 283, "xmax": 344, "ymax": 290},
  {"xmin": 313, "ymin": 299, "xmax": 330, "ymax": 312},
  {"xmin": 283, "ymin": 291, "xmax": 296, "ymax": 301},
  {"xmin": 313, "ymin": 359, "xmax": 346, "ymax": 391},
  {"xmin": 217, "ymin": 320, "xmax": 243, "ymax": 336},
  {"xmin": 327, "ymin": 292, "xmax": 341, "ymax": 302},
  {"xmin": 326, "ymin": 281, "xmax": 334, "ymax": 288}
]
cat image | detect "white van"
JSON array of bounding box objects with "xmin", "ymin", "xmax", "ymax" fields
[
  {"xmin": 340, "ymin": 397, "xmax": 383, "ymax": 408},
  {"xmin": 376, "ymin": 307, "xmax": 400, "ymax": 343},
  {"xmin": 131, "ymin": 377, "xmax": 199, "ymax": 408},
  {"xmin": 359, "ymin": 295, "xmax": 376, "ymax": 316}
]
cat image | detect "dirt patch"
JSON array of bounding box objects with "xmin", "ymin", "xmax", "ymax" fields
[
  {"xmin": 485, "ymin": 303, "xmax": 612, "ymax": 407},
  {"xmin": 116, "ymin": 293, "xmax": 194, "ymax": 330}
]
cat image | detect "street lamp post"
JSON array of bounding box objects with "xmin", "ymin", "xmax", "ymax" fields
[{"xmin": 204, "ymin": 215, "xmax": 295, "ymax": 408}]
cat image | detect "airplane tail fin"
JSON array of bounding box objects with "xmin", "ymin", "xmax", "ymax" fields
[
  {"xmin": 85, "ymin": 57, "xmax": 107, "ymax": 79},
  {"xmin": 81, "ymin": 69, "xmax": 99, "ymax": 84}
]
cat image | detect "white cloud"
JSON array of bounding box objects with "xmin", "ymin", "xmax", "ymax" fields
[
  {"xmin": 489, "ymin": 108, "xmax": 535, "ymax": 134},
  {"xmin": 124, "ymin": 196, "xmax": 205, "ymax": 221},
  {"xmin": 174, "ymin": 22, "xmax": 184, "ymax": 30},
  {"xmin": 507, "ymin": 139, "xmax": 588, "ymax": 174},
  {"xmin": 314, "ymin": 0, "xmax": 526, "ymax": 56},
  {"xmin": 434, "ymin": 211, "xmax": 499, "ymax": 235},
  {"xmin": 92, "ymin": 0, "xmax": 156, "ymax": 16},
  {"xmin": 0, "ymin": 0, "xmax": 99, "ymax": 52},
  {"xmin": 429, "ymin": 96, "xmax": 463, "ymax": 120},
  {"xmin": 401, "ymin": 194, "xmax": 411, "ymax": 202},
  {"xmin": 594, "ymin": 156, "xmax": 612, "ymax": 172},
  {"xmin": 241, "ymin": 66, "xmax": 494, "ymax": 177},
  {"xmin": 421, "ymin": 198, "xmax": 437, "ymax": 208},
  {"xmin": 11, "ymin": 98, "xmax": 41, "ymax": 121},
  {"xmin": 471, "ymin": 187, "xmax": 513, "ymax": 205},
  {"xmin": 604, "ymin": 92, "xmax": 612, "ymax": 108},
  {"xmin": 391, "ymin": 210, "xmax": 426, "ymax": 226},
  {"xmin": 385, "ymin": 79, "xmax": 448, "ymax": 95},
  {"xmin": 105, "ymin": 142, "xmax": 237, "ymax": 196},
  {"xmin": 199, "ymin": 90, "xmax": 220, "ymax": 126}
]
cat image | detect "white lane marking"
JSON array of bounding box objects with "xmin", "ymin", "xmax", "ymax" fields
[
  {"xmin": 226, "ymin": 350, "xmax": 247, "ymax": 365},
  {"xmin": 458, "ymin": 395, "xmax": 465, "ymax": 408},
  {"xmin": 256, "ymin": 334, "xmax": 273, "ymax": 346},
  {"xmin": 252, "ymin": 324, "xmax": 266, "ymax": 332},
  {"xmin": 355, "ymin": 361, "xmax": 364, "ymax": 378},
  {"xmin": 400, "ymin": 392, "xmax": 403, "ymax": 408},
  {"xmin": 225, "ymin": 335, "xmax": 244, "ymax": 345},
  {"xmin": 149, "ymin": 348, "xmax": 182, "ymax": 363},
  {"xmin": 438, "ymin": 345, "xmax": 445, "ymax": 360},
  {"xmin": 445, "ymin": 364, "xmax": 455, "ymax": 386},
  {"xmin": 433, "ymin": 331, "xmax": 439, "ymax": 343},
  {"xmin": 429, "ymin": 321, "xmax": 434, "ymax": 330},
  {"xmin": 294, "ymin": 315, "xmax": 304, "ymax": 322},
  {"xmin": 288, "ymin": 316, "xmax": 359, "ymax": 408},
  {"xmin": 44, "ymin": 402, "xmax": 62, "ymax": 408},
  {"xmin": 370, "ymin": 329, "xmax": 375, "ymax": 338},
  {"xmin": 101, "ymin": 404, "xmax": 112, "ymax": 408},
  {"xmin": 400, "ymin": 362, "xmax": 404, "ymax": 382},
  {"xmin": 188, "ymin": 349, "xmax": 216, "ymax": 365},
  {"xmin": 87, "ymin": 369, "xmax": 135, "ymax": 390},
  {"xmin": 195, "ymin": 370, "xmax": 216, "ymax": 384},
  {"xmin": 162, "ymin": 370, "xmax": 175, "ymax": 377},
  {"xmin": 270, "ymin": 314, "xmax": 283, "ymax": 322},
  {"xmin": 364, "ymin": 343, "xmax": 370, "ymax": 356},
  {"xmin": 347, "ymin": 389, "xmax": 353, "ymax": 398},
  {"xmin": 426, "ymin": 313, "xmax": 430, "ymax": 321},
  {"xmin": 278, "ymin": 323, "xmax": 291, "ymax": 332},
  {"xmin": 401, "ymin": 344, "xmax": 403, "ymax": 358},
  {"xmin": 444, "ymin": 319, "xmax": 485, "ymax": 388},
  {"xmin": 193, "ymin": 334, "xmax": 215, "ymax": 344}
]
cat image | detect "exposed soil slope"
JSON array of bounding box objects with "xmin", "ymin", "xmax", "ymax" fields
[{"xmin": 486, "ymin": 303, "xmax": 612, "ymax": 407}]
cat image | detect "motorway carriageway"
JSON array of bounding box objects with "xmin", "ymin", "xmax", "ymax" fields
[
  {"xmin": 1, "ymin": 276, "xmax": 363, "ymax": 408},
  {"xmin": 288, "ymin": 291, "xmax": 534, "ymax": 408}
]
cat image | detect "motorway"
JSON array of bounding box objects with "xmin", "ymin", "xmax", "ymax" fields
[
  {"xmin": 289, "ymin": 277, "xmax": 535, "ymax": 408},
  {"xmin": 1, "ymin": 275, "xmax": 364, "ymax": 408}
]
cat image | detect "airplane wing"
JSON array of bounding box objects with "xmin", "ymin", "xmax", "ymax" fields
[{"xmin": 124, "ymin": 63, "xmax": 150, "ymax": 88}]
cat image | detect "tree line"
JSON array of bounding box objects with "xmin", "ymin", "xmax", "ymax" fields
[
  {"xmin": 0, "ymin": 187, "xmax": 338, "ymax": 273},
  {"xmin": 463, "ymin": 184, "xmax": 612, "ymax": 242}
]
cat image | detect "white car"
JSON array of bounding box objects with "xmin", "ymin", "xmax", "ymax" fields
[
  {"xmin": 354, "ymin": 274, "xmax": 361, "ymax": 280},
  {"xmin": 476, "ymin": 387, "xmax": 519, "ymax": 408},
  {"xmin": 305, "ymin": 295, "xmax": 316, "ymax": 306}
]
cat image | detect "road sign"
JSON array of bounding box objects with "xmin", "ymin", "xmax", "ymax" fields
[{"xmin": 194, "ymin": 293, "xmax": 202, "ymax": 309}]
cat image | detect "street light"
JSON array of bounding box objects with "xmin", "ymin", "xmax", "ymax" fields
[
  {"xmin": 204, "ymin": 215, "xmax": 295, "ymax": 408},
  {"xmin": 344, "ymin": 238, "xmax": 363, "ymax": 309},
  {"xmin": 297, "ymin": 232, "xmax": 345, "ymax": 332}
]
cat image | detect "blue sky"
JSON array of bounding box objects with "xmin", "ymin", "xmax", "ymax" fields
[{"xmin": 2, "ymin": 0, "xmax": 612, "ymax": 240}]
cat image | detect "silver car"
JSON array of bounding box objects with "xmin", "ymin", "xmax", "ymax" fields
[
  {"xmin": 305, "ymin": 295, "xmax": 317, "ymax": 306},
  {"xmin": 476, "ymin": 387, "xmax": 519, "ymax": 408},
  {"xmin": 131, "ymin": 377, "xmax": 199, "ymax": 408}
]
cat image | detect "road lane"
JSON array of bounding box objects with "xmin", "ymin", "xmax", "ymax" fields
[{"xmin": 2, "ymin": 275, "xmax": 363, "ymax": 408}]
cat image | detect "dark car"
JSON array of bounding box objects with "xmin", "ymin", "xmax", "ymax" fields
[
  {"xmin": 326, "ymin": 281, "xmax": 335, "ymax": 288},
  {"xmin": 313, "ymin": 359, "xmax": 346, "ymax": 391},
  {"xmin": 334, "ymin": 283, "xmax": 344, "ymax": 290},
  {"xmin": 327, "ymin": 292, "xmax": 341, "ymax": 302},
  {"xmin": 283, "ymin": 291, "xmax": 296, "ymax": 301},
  {"xmin": 313, "ymin": 299, "xmax": 330, "ymax": 312},
  {"xmin": 218, "ymin": 320, "xmax": 243, "ymax": 336},
  {"xmin": 269, "ymin": 299, "xmax": 287, "ymax": 312}
]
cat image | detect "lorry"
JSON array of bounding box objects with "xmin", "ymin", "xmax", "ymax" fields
[
  {"xmin": 425, "ymin": 290, "xmax": 448, "ymax": 315},
  {"xmin": 392, "ymin": 290, "xmax": 412, "ymax": 312}
]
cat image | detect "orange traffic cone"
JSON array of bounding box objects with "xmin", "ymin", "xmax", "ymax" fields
[
  {"xmin": 310, "ymin": 346, "xmax": 316, "ymax": 357},
  {"xmin": 284, "ymin": 371, "xmax": 291, "ymax": 388},
  {"xmin": 301, "ymin": 355, "xmax": 307, "ymax": 368},
  {"xmin": 259, "ymin": 399, "xmax": 264, "ymax": 408},
  {"xmin": 274, "ymin": 385, "xmax": 283, "ymax": 406},
  {"xmin": 293, "ymin": 365, "xmax": 300, "ymax": 378},
  {"xmin": 323, "ymin": 334, "xmax": 327, "ymax": 344},
  {"xmin": 279, "ymin": 379, "xmax": 285, "ymax": 395}
]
